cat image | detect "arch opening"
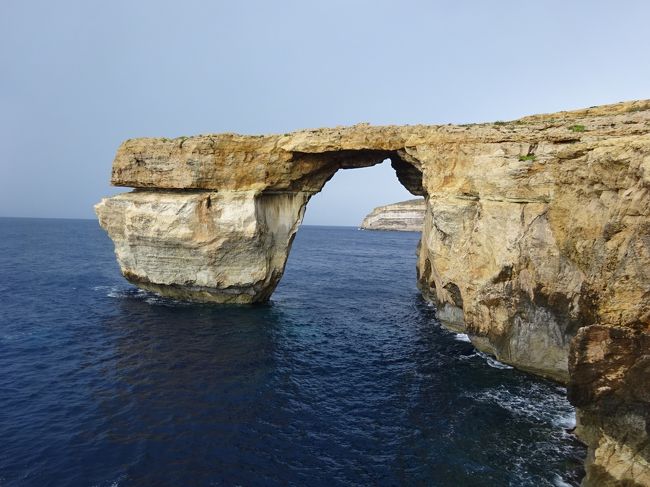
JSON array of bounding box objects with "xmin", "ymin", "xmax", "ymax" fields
[
  {"xmin": 254, "ymin": 150, "xmax": 427, "ymax": 305},
  {"xmin": 301, "ymin": 158, "xmax": 422, "ymax": 228},
  {"xmin": 283, "ymin": 149, "xmax": 424, "ymax": 197}
]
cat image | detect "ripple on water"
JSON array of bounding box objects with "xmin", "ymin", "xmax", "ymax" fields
[{"xmin": 0, "ymin": 221, "xmax": 585, "ymax": 487}]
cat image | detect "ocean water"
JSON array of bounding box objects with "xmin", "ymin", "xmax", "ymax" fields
[{"xmin": 0, "ymin": 218, "xmax": 584, "ymax": 486}]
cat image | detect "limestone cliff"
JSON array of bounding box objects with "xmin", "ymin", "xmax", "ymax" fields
[
  {"xmin": 96, "ymin": 100, "xmax": 650, "ymax": 486},
  {"xmin": 360, "ymin": 199, "xmax": 425, "ymax": 231}
]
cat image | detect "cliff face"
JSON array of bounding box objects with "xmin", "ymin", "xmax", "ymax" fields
[
  {"xmin": 569, "ymin": 325, "xmax": 650, "ymax": 486},
  {"xmin": 360, "ymin": 199, "xmax": 425, "ymax": 231},
  {"xmin": 96, "ymin": 100, "xmax": 650, "ymax": 486},
  {"xmin": 96, "ymin": 190, "xmax": 308, "ymax": 303},
  {"xmin": 416, "ymin": 123, "xmax": 649, "ymax": 383}
]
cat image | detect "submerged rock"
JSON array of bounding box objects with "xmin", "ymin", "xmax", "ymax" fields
[
  {"xmin": 360, "ymin": 199, "xmax": 425, "ymax": 232},
  {"xmin": 97, "ymin": 99, "xmax": 650, "ymax": 486}
]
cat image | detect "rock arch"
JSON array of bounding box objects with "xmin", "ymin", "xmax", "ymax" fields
[
  {"xmin": 97, "ymin": 132, "xmax": 428, "ymax": 306},
  {"xmin": 97, "ymin": 101, "xmax": 650, "ymax": 485}
]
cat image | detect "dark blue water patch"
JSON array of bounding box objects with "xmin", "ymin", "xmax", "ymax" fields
[{"xmin": 0, "ymin": 218, "xmax": 584, "ymax": 486}]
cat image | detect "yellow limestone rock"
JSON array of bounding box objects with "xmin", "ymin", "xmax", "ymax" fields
[{"xmin": 97, "ymin": 100, "xmax": 650, "ymax": 486}]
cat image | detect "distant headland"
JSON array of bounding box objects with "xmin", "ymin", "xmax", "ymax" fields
[{"xmin": 360, "ymin": 199, "xmax": 425, "ymax": 232}]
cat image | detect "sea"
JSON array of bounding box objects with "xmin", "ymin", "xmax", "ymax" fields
[{"xmin": 0, "ymin": 218, "xmax": 585, "ymax": 486}]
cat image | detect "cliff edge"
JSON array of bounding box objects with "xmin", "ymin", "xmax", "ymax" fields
[{"xmin": 360, "ymin": 199, "xmax": 425, "ymax": 231}]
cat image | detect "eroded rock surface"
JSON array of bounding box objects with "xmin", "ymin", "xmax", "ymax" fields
[
  {"xmin": 360, "ymin": 199, "xmax": 425, "ymax": 231},
  {"xmin": 96, "ymin": 190, "xmax": 308, "ymax": 303},
  {"xmin": 569, "ymin": 325, "xmax": 650, "ymax": 486},
  {"xmin": 97, "ymin": 100, "xmax": 650, "ymax": 486}
]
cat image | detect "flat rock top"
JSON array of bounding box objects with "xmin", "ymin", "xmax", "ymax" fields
[
  {"xmin": 111, "ymin": 99, "xmax": 650, "ymax": 191},
  {"xmin": 122, "ymin": 99, "xmax": 650, "ymax": 149},
  {"xmin": 368, "ymin": 198, "xmax": 425, "ymax": 211}
]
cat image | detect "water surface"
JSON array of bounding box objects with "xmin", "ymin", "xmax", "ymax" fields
[{"xmin": 0, "ymin": 219, "xmax": 584, "ymax": 486}]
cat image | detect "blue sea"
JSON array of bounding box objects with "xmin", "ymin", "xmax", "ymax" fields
[{"xmin": 0, "ymin": 218, "xmax": 584, "ymax": 486}]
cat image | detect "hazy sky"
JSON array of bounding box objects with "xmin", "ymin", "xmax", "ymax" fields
[{"xmin": 1, "ymin": 1, "xmax": 648, "ymax": 225}]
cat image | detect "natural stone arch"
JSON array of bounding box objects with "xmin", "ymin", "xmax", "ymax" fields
[
  {"xmin": 97, "ymin": 102, "xmax": 650, "ymax": 485},
  {"xmin": 97, "ymin": 144, "xmax": 426, "ymax": 305}
]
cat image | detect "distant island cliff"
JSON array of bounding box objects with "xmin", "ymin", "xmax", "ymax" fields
[{"xmin": 360, "ymin": 199, "xmax": 425, "ymax": 231}]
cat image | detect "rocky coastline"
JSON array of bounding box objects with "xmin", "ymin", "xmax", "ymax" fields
[{"xmin": 97, "ymin": 100, "xmax": 650, "ymax": 486}]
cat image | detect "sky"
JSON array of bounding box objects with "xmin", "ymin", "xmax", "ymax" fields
[{"xmin": 0, "ymin": 0, "xmax": 648, "ymax": 225}]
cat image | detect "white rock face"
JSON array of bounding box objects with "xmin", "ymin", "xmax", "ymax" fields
[
  {"xmin": 95, "ymin": 190, "xmax": 309, "ymax": 303},
  {"xmin": 360, "ymin": 199, "xmax": 425, "ymax": 231}
]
